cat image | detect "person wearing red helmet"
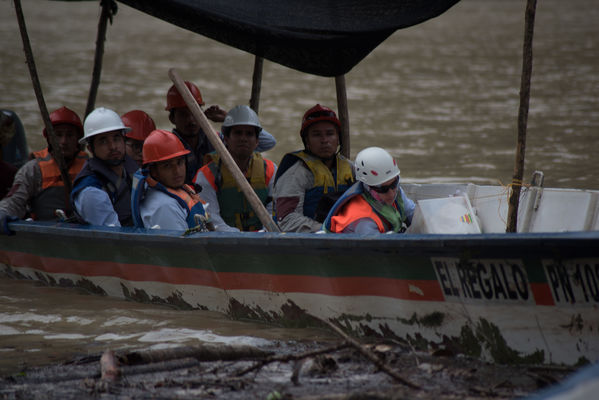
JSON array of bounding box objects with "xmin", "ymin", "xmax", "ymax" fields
[
  {"xmin": 1, "ymin": 106, "xmax": 88, "ymax": 233},
  {"xmin": 122, "ymin": 110, "xmax": 156, "ymax": 167},
  {"xmin": 131, "ymin": 129, "xmax": 207, "ymax": 231},
  {"xmin": 273, "ymin": 104, "xmax": 354, "ymax": 232},
  {"xmin": 165, "ymin": 80, "xmax": 277, "ymax": 184}
]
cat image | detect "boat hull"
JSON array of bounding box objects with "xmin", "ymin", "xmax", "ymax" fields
[{"xmin": 2, "ymin": 221, "xmax": 599, "ymax": 365}]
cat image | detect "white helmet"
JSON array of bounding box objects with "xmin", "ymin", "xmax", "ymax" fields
[
  {"xmin": 80, "ymin": 107, "xmax": 131, "ymax": 145},
  {"xmin": 354, "ymin": 147, "xmax": 400, "ymax": 187},
  {"xmin": 222, "ymin": 105, "xmax": 262, "ymax": 135}
]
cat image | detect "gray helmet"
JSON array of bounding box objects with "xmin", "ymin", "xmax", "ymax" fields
[{"xmin": 221, "ymin": 105, "xmax": 262, "ymax": 136}]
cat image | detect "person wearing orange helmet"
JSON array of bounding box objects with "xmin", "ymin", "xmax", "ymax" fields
[
  {"xmin": 121, "ymin": 110, "xmax": 156, "ymax": 167},
  {"xmin": 165, "ymin": 80, "xmax": 277, "ymax": 184},
  {"xmin": 1, "ymin": 106, "xmax": 89, "ymax": 234},
  {"xmin": 131, "ymin": 129, "xmax": 207, "ymax": 230},
  {"xmin": 272, "ymin": 104, "xmax": 354, "ymax": 232}
]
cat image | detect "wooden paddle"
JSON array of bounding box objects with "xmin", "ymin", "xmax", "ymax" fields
[{"xmin": 168, "ymin": 68, "xmax": 281, "ymax": 233}]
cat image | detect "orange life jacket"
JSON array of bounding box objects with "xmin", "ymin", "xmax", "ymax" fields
[
  {"xmin": 30, "ymin": 148, "xmax": 88, "ymax": 220},
  {"xmin": 328, "ymin": 195, "xmax": 388, "ymax": 233}
]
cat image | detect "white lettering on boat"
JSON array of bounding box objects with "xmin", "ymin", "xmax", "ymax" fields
[
  {"xmin": 543, "ymin": 260, "xmax": 599, "ymax": 306},
  {"xmin": 432, "ymin": 258, "xmax": 532, "ymax": 304}
]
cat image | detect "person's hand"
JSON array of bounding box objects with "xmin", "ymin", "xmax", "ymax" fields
[
  {"xmin": 204, "ymin": 105, "xmax": 227, "ymax": 123},
  {"xmin": 0, "ymin": 210, "xmax": 17, "ymax": 235}
]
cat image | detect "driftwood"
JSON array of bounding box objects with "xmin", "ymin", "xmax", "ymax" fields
[
  {"xmin": 235, "ymin": 343, "xmax": 351, "ymax": 377},
  {"xmin": 318, "ymin": 318, "xmax": 421, "ymax": 390},
  {"xmin": 119, "ymin": 344, "xmax": 272, "ymax": 366}
]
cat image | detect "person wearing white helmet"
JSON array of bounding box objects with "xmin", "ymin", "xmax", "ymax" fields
[
  {"xmin": 70, "ymin": 107, "xmax": 138, "ymax": 227},
  {"xmin": 193, "ymin": 105, "xmax": 277, "ymax": 232},
  {"xmin": 165, "ymin": 81, "xmax": 277, "ymax": 184},
  {"xmin": 323, "ymin": 147, "xmax": 415, "ymax": 234}
]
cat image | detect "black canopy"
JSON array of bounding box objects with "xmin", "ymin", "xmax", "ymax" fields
[{"xmin": 118, "ymin": 0, "xmax": 461, "ymax": 77}]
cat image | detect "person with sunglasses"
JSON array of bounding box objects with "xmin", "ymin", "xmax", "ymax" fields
[
  {"xmin": 273, "ymin": 104, "xmax": 354, "ymax": 232},
  {"xmin": 323, "ymin": 147, "xmax": 414, "ymax": 234}
]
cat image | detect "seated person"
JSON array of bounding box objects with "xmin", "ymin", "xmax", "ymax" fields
[
  {"xmin": 165, "ymin": 81, "xmax": 276, "ymax": 183},
  {"xmin": 71, "ymin": 107, "xmax": 138, "ymax": 227},
  {"xmin": 194, "ymin": 105, "xmax": 277, "ymax": 232},
  {"xmin": 323, "ymin": 147, "xmax": 415, "ymax": 234},
  {"xmin": 273, "ymin": 104, "xmax": 354, "ymax": 232},
  {"xmin": 1, "ymin": 107, "xmax": 88, "ymax": 233},
  {"xmin": 131, "ymin": 129, "xmax": 206, "ymax": 231},
  {"xmin": 121, "ymin": 110, "xmax": 156, "ymax": 168}
]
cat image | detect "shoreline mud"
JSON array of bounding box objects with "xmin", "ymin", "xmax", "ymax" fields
[{"xmin": 1, "ymin": 338, "xmax": 576, "ymax": 400}]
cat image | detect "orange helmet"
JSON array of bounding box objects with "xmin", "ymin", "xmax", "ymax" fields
[
  {"xmin": 43, "ymin": 106, "xmax": 83, "ymax": 139},
  {"xmin": 122, "ymin": 110, "xmax": 156, "ymax": 142},
  {"xmin": 300, "ymin": 104, "xmax": 341, "ymax": 145},
  {"xmin": 142, "ymin": 129, "xmax": 190, "ymax": 166},
  {"xmin": 165, "ymin": 81, "xmax": 205, "ymax": 111}
]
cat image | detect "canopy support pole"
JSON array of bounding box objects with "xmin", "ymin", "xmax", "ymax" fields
[
  {"xmin": 13, "ymin": 0, "xmax": 72, "ymax": 195},
  {"xmin": 169, "ymin": 68, "xmax": 281, "ymax": 232},
  {"xmin": 335, "ymin": 75, "xmax": 350, "ymax": 158},
  {"xmin": 506, "ymin": 0, "xmax": 537, "ymax": 233},
  {"xmin": 249, "ymin": 56, "xmax": 264, "ymax": 113},
  {"xmin": 85, "ymin": 0, "xmax": 115, "ymax": 118}
]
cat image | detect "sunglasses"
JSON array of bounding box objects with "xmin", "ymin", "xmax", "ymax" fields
[{"xmin": 371, "ymin": 176, "xmax": 399, "ymax": 194}]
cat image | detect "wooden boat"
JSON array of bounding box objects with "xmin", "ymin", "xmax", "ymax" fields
[
  {"xmin": 4, "ymin": 0, "xmax": 598, "ymax": 367},
  {"xmin": 2, "ymin": 181, "xmax": 599, "ymax": 366}
]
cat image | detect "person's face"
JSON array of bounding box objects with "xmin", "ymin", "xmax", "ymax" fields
[
  {"xmin": 52, "ymin": 123, "xmax": 80, "ymax": 160},
  {"xmin": 125, "ymin": 138, "xmax": 144, "ymax": 167},
  {"xmin": 371, "ymin": 176, "xmax": 400, "ymax": 206},
  {"xmin": 90, "ymin": 131, "xmax": 125, "ymax": 163},
  {"xmin": 151, "ymin": 156, "xmax": 186, "ymax": 189},
  {"xmin": 225, "ymin": 125, "xmax": 258, "ymax": 160},
  {"xmin": 305, "ymin": 121, "xmax": 339, "ymax": 159},
  {"xmin": 170, "ymin": 107, "xmax": 199, "ymax": 138}
]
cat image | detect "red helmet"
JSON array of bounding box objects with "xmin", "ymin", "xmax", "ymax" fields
[
  {"xmin": 165, "ymin": 81, "xmax": 205, "ymax": 111},
  {"xmin": 142, "ymin": 129, "xmax": 190, "ymax": 165},
  {"xmin": 43, "ymin": 106, "xmax": 83, "ymax": 138},
  {"xmin": 300, "ymin": 104, "xmax": 341, "ymax": 144},
  {"xmin": 122, "ymin": 110, "xmax": 156, "ymax": 142}
]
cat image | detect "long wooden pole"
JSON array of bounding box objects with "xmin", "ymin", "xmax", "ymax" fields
[
  {"xmin": 335, "ymin": 75, "xmax": 350, "ymax": 158},
  {"xmin": 506, "ymin": 0, "xmax": 537, "ymax": 233},
  {"xmin": 85, "ymin": 0, "xmax": 113, "ymax": 117},
  {"xmin": 168, "ymin": 68, "xmax": 281, "ymax": 233},
  {"xmin": 13, "ymin": 0, "xmax": 72, "ymax": 195},
  {"xmin": 249, "ymin": 56, "xmax": 264, "ymax": 113}
]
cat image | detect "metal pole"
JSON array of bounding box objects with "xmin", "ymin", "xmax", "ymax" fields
[
  {"xmin": 249, "ymin": 56, "xmax": 264, "ymax": 113},
  {"xmin": 335, "ymin": 75, "xmax": 350, "ymax": 158},
  {"xmin": 13, "ymin": 0, "xmax": 72, "ymax": 195},
  {"xmin": 506, "ymin": 0, "xmax": 537, "ymax": 233}
]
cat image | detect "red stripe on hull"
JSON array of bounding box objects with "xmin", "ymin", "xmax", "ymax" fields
[
  {"xmin": 2, "ymin": 250, "xmax": 444, "ymax": 301},
  {"xmin": 531, "ymin": 282, "xmax": 555, "ymax": 306}
]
